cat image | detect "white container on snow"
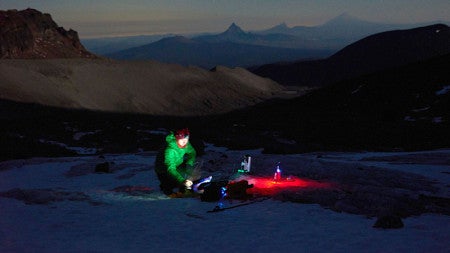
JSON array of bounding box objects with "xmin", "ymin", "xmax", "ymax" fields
[{"xmin": 240, "ymin": 155, "xmax": 251, "ymax": 173}]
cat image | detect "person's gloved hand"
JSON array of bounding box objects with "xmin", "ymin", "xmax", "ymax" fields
[{"xmin": 183, "ymin": 180, "xmax": 193, "ymax": 189}]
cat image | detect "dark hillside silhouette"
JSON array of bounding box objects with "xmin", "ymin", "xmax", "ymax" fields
[
  {"xmin": 107, "ymin": 35, "xmax": 332, "ymax": 69},
  {"xmin": 227, "ymin": 53, "xmax": 450, "ymax": 151},
  {"xmin": 251, "ymin": 24, "xmax": 450, "ymax": 87},
  {"xmin": 2, "ymin": 54, "xmax": 448, "ymax": 160}
]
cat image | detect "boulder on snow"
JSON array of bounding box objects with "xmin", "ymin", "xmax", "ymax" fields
[
  {"xmin": 95, "ymin": 162, "xmax": 110, "ymax": 173},
  {"xmin": 226, "ymin": 180, "xmax": 254, "ymax": 200},
  {"xmin": 373, "ymin": 214, "xmax": 404, "ymax": 229}
]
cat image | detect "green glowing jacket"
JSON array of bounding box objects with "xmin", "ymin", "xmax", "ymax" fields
[{"xmin": 155, "ymin": 133, "xmax": 196, "ymax": 184}]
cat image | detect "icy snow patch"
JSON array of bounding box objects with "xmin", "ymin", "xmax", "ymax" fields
[
  {"xmin": 436, "ymin": 85, "xmax": 450, "ymax": 96},
  {"xmin": 351, "ymin": 84, "xmax": 365, "ymax": 94},
  {"xmin": 412, "ymin": 106, "xmax": 430, "ymax": 112},
  {"xmin": 1, "ymin": 150, "xmax": 450, "ymax": 252},
  {"xmin": 73, "ymin": 130, "xmax": 100, "ymax": 141},
  {"xmin": 404, "ymin": 116, "xmax": 416, "ymax": 122},
  {"xmin": 39, "ymin": 139, "xmax": 97, "ymax": 155},
  {"xmin": 432, "ymin": 117, "xmax": 443, "ymax": 124}
]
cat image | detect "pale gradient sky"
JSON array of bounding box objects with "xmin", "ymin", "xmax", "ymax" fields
[{"xmin": 1, "ymin": 0, "xmax": 449, "ymax": 38}]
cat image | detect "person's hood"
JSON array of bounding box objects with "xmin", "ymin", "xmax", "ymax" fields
[
  {"xmin": 166, "ymin": 132, "xmax": 184, "ymax": 149},
  {"xmin": 166, "ymin": 131, "xmax": 192, "ymax": 149},
  {"xmin": 166, "ymin": 132, "xmax": 176, "ymax": 145}
]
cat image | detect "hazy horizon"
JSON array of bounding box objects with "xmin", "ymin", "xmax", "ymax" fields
[{"xmin": 1, "ymin": 0, "xmax": 449, "ymax": 38}]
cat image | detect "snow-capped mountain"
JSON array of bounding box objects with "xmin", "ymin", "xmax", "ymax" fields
[{"xmin": 257, "ymin": 13, "xmax": 446, "ymax": 49}]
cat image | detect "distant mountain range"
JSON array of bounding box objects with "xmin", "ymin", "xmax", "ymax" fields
[
  {"xmin": 104, "ymin": 22, "xmax": 337, "ymax": 69},
  {"xmin": 256, "ymin": 13, "xmax": 431, "ymax": 49},
  {"xmin": 87, "ymin": 13, "xmax": 450, "ymax": 53},
  {"xmin": 106, "ymin": 33, "xmax": 332, "ymax": 69},
  {"xmin": 250, "ymin": 24, "xmax": 450, "ymax": 87},
  {"xmin": 194, "ymin": 22, "xmax": 318, "ymax": 49},
  {"xmin": 81, "ymin": 34, "xmax": 175, "ymax": 55},
  {"xmin": 102, "ymin": 14, "xmax": 449, "ymax": 69}
]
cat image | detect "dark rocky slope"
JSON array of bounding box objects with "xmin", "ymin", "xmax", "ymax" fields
[{"xmin": 0, "ymin": 8, "xmax": 96, "ymax": 59}]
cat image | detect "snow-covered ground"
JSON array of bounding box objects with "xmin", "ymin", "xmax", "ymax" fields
[{"xmin": 0, "ymin": 147, "xmax": 449, "ymax": 253}]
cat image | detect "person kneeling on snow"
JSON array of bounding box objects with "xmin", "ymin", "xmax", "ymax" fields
[{"xmin": 154, "ymin": 128, "xmax": 199, "ymax": 196}]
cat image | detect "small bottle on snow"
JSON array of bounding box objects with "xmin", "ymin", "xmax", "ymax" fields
[
  {"xmin": 273, "ymin": 162, "xmax": 282, "ymax": 181},
  {"xmin": 239, "ymin": 154, "xmax": 251, "ymax": 173}
]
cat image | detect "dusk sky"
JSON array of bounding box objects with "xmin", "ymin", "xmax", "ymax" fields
[{"xmin": 1, "ymin": 0, "xmax": 449, "ymax": 38}]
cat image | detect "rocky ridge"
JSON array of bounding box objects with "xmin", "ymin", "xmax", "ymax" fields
[{"xmin": 0, "ymin": 8, "xmax": 96, "ymax": 59}]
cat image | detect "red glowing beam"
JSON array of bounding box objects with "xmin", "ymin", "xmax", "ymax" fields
[{"xmin": 235, "ymin": 175, "xmax": 333, "ymax": 196}]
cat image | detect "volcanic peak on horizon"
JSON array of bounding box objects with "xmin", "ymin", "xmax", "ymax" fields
[{"xmin": 222, "ymin": 22, "xmax": 246, "ymax": 35}]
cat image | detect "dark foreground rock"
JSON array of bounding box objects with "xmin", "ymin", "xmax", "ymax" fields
[{"xmin": 373, "ymin": 214, "xmax": 404, "ymax": 229}]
